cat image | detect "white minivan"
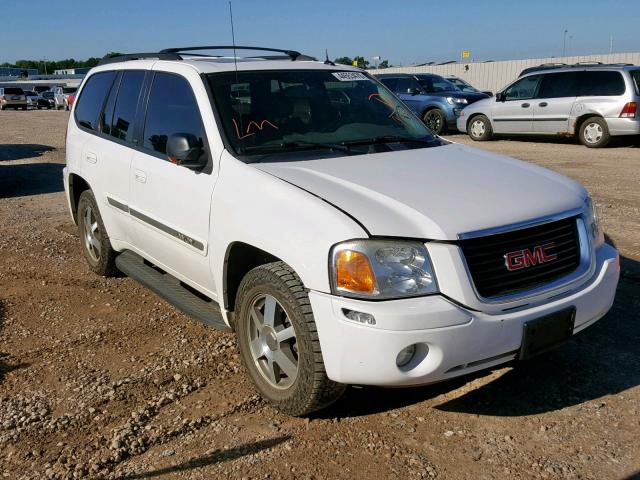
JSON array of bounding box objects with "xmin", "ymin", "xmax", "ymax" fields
[
  {"xmin": 458, "ymin": 65, "xmax": 640, "ymax": 147},
  {"xmin": 63, "ymin": 47, "xmax": 620, "ymax": 415}
]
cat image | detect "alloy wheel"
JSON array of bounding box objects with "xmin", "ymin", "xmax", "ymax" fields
[
  {"xmin": 247, "ymin": 294, "xmax": 298, "ymax": 389},
  {"xmin": 83, "ymin": 205, "xmax": 101, "ymax": 263}
]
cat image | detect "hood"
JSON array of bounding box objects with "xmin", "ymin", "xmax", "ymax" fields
[
  {"xmin": 254, "ymin": 144, "xmax": 586, "ymax": 240},
  {"xmin": 457, "ymin": 91, "xmax": 490, "ymax": 104}
]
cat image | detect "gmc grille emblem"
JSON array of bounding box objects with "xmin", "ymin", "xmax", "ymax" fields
[{"xmin": 504, "ymin": 242, "xmax": 558, "ymax": 271}]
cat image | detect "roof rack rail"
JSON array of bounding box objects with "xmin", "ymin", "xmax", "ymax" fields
[
  {"xmin": 98, "ymin": 52, "xmax": 181, "ymax": 65},
  {"xmin": 159, "ymin": 45, "xmax": 303, "ymax": 61}
]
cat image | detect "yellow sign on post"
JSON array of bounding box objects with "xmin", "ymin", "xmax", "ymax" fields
[
  {"xmin": 462, "ymin": 51, "xmax": 471, "ymax": 59},
  {"xmin": 352, "ymin": 59, "xmax": 359, "ymax": 67}
]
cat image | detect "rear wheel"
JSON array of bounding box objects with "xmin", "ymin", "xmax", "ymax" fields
[
  {"xmin": 468, "ymin": 114, "xmax": 493, "ymax": 141},
  {"xmin": 579, "ymin": 116, "xmax": 610, "ymax": 148},
  {"xmin": 77, "ymin": 190, "xmax": 118, "ymax": 277},
  {"xmin": 423, "ymin": 108, "xmax": 446, "ymax": 135},
  {"xmin": 235, "ymin": 262, "xmax": 345, "ymax": 416}
]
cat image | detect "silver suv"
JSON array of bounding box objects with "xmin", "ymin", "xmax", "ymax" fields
[{"xmin": 458, "ymin": 64, "xmax": 640, "ymax": 147}]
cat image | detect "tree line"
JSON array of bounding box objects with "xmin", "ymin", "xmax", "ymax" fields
[
  {"xmin": 1, "ymin": 53, "xmax": 122, "ymax": 73},
  {"xmin": 334, "ymin": 56, "xmax": 391, "ymax": 69}
]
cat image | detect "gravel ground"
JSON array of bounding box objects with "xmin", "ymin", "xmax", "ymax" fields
[{"xmin": 0, "ymin": 109, "xmax": 639, "ymax": 480}]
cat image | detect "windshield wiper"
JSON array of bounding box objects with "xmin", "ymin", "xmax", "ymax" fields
[
  {"xmin": 342, "ymin": 135, "xmax": 439, "ymax": 147},
  {"xmin": 240, "ymin": 140, "xmax": 354, "ymax": 157}
]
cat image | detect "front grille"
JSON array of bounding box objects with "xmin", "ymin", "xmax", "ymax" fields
[{"xmin": 459, "ymin": 216, "xmax": 581, "ymax": 298}]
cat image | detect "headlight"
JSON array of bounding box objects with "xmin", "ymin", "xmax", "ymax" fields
[
  {"xmin": 446, "ymin": 97, "xmax": 468, "ymax": 105},
  {"xmin": 330, "ymin": 240, "xmax": 438, "ymax": 299},
  {"xmin": 584, "ymin": 196, "xmax": 604, "ymax": 247}
]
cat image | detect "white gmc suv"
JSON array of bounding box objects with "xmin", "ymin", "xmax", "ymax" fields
[{"xmin": 63, "ymin": 46, "xmax": 620, "ymax": 416}]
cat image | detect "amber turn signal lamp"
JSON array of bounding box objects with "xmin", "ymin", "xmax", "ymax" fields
[{"xmin": 335, "ymin": 250, "xmax": 376, "ymax": 294}]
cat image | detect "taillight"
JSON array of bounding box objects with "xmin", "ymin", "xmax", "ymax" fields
[{"xmin": 619, "ymin": 102, "xmax": 637, "ymax": 118}]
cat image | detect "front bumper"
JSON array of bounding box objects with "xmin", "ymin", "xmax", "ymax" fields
[
  {"xmin": 309, "ymin": 243, "xmax": 619, "ymax": 386},
  {"xmin": 456, "ymin": 115, "xmax": 468, "ymax": 133}
]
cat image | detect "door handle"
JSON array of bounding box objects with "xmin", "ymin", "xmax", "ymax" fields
[
  {"xmin": 85, "ymin": 152, "xmax": 97, "ymax": 164},
  {"xmin": 539, "ymin": 102, "xmax": 548, "ymax": 107},
  {"xmin": 134, "ymin": 169, "xmax": 147, "ymax": 184},
  {"xmin": 521, "ymin": 103, "xmax": 530, "ymax": 108}
]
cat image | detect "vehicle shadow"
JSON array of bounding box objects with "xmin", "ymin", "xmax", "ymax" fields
[
  {"xmin": 0, "ymin": 144, "xmax": 54, "ymax": 161},
  {"xmin": 0, "ymin": 162, "xmax": 64, "ymax": 199},
  {"xmin": 120, "ymin": 436, "xmax": 290, "ymax": 479},
  {"xmin": 0, "ymin": 300, "xmax": 29, "ymax": 384},
  {"xmin": 318, "ymin": 250, "xmax": 639, "ymax": 419},
  {"xmin": 447, "ymin": 132, "xmax": 640, "ymax": 148}
]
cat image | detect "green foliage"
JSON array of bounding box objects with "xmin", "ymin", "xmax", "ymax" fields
[
  {"xmin": 0, "ymin": 53, "xmax": 122, "ymax": 73},
  {"xmin": 334, "ymin": 56, "xmax": 353, "ymax": 66}
]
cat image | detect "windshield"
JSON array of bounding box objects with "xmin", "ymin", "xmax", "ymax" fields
[
  {"xmin": 62, "ymin": 87, "xmax": 77, "ymax": 94},
  {"xmin": 449, "ymin": 78, "xmax": 478, "ymax": 93},
  {"xmin": 414, "ymin": 75, "xmax": 458, "ymax": 93},
  {"xmin": 207, "ymin": 70, "xmax": 436, "ymax": 157},
  {"xmin": 4, "ymin": 88, "xmax": 24, "ymax": 95},
  {"xmin": 42, "ymin": 92, "xmax": 54, "ymax": 99}
]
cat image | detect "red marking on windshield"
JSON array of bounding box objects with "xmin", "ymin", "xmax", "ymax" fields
[
  {"xmin": 232, "ymin": 118, "xmax": 255, "ymax": 140},
  {"xmin": 246, "ymin": 119, "xmax": 279, "ymax": 134}
]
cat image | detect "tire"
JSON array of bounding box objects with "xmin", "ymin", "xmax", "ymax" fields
[
  {"xmin": 0, "ymin": 104, "xmax": 4, "ymax": 111},
  {"xmin": 235, "ymin": 262, "xmax": 346, "ymax": 416},
  {"xmin": 579, "ymin": 116, "xmax": 610, "ymax": 148},
  {"xmin": 467, "ymin": 114, "xmax": 493, "ymax": 141},
  {"xmin": 77, "ymin": 190, "xmax": 118, "ymax": 277},
  {"xmin": 422, "ymin": 108, "xmax": 446, "ymax": 135}
]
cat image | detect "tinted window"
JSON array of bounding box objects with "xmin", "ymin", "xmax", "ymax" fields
[
  {"xmin": 379, "ymin": 78, "xmax": 398, "ymax": 91},
  {"xmin": 537, "ymin": 72, "xmax": 581, "ymax": 98},
  {"xmin": 143, "ymin": 72, "xmax": 205, "ymax": 156},
  {"xmin": 503, "ymin": 75, "xmax": 541, "ymax": 100},
  {"xmin": 631, "ymin": 70, "xmax": 640, "ymax": 94},
  {"xmin": 75, "ymin": 72, "xmax": 117, "ymax": 130},
  {"xmin": 397, "ymin": 77, "xmax": 420, "ymax": 93},
  {"xmin": 63, "ymin": 87, "xmax": 77, "ymax": 94},
  {"xmin": 577, "ymin": 71, "xmax": 625, "ymax": 96},
  {"xmin": 108, "ymin": 71, "xmax": 145, "ymax": 142},
  {"xmin": 100, "ymin": 72, "xmax": 121, "ymax": 136},
  {"xmin": 4, "ymin": 87, "xmax": 24, "ymax": 95}
]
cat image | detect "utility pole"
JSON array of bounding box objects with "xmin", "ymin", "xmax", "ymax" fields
[
  {"xmin": 609, "ymin": 35, "xmax": 613, "ymax": 55},
  {"xmin": 562, "ymin": 29, "xmax": 568, "ymax": 58}
]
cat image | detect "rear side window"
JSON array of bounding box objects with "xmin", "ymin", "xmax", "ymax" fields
[
  {"xmin": 108, "ymin": 71, "xmax": 145, "ymax": 142},
  {"xmin": 630, "ymin": 70, "xmax": 640, "ymax": 95},
  {"xmin": 75, "ymin": 72, "xmax": 117, "ymax": 130},
  {"xmin": 577, "ymin": 71, "xmax": 625, "ymax": 96},
  {"xmin": 537, "ymin": 72, "xmax": 582, "ymax": 98},
  {"xmin": 142, "ymin": 72, "xmax": 205, "ymax": 156}
]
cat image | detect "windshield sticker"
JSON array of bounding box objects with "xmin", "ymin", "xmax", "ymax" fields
[{"xmin": 332, "ymin": 72, "xmax": 368, "ymax": 82}]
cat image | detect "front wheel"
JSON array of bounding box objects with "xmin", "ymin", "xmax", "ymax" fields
[
  {"xmin": 235, "ymin": 262, "xmax": 345, "ymax": 416},
  {"xmin": 77, "ymin": 190, "xmax": 118, "ymax": 277},
  {"xmin": 579, "ymin": 117, "xmax": 610, "ymax": 148},
  {"xmin": 423, "ymin": 109, "xmax": 446, "ymax": 135},
  {"xmin": 468, "ymin": 114, "xmax": 493, "ymax": 141}
]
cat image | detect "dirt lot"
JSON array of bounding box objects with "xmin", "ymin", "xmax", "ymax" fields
[{"xmin": 0, "ymin": 110, "xmax": 639, "ymax": 480}]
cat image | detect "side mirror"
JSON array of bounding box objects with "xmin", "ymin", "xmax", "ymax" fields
[
  {"xmin": 408, "ymin": 88, "xmax": 421, "ymax": 96},
  {"xmin": 167, "ymin": 133, "xmax": 206, "ymax": 169},
  {"xmin": 495, "ymin": 92, "xmax": 505, "ymax": 102}
]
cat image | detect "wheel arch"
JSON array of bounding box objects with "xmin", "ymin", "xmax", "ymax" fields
[
  {"xmin": 573, "ymin": 113, "xmax": 604, "ymax": 136},
  {"xmin": 222, "ymin": 241, "xmax": 282, "ymax": 314},
  {"xmin": 68, "ymin": 173, "xmax": 91, "ymax": 224}
]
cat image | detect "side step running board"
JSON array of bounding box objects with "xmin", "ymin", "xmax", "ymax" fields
[{"xmin": 115, "ymin": 250, "xmax": 231, "ymax": 332}]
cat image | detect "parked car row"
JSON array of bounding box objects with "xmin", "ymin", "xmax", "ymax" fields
[{"xmin": 0, "ymin": 85, "xmax": 77, "ymax": 110}]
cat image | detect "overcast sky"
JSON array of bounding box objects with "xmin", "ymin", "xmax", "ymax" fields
[{"xmin": 2, "ymin": 0, "xmax": 639, "ymax": 65}]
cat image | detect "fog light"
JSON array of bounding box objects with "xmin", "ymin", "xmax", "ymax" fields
[
  {"xmin": 343, "ymin": 309, "xmax": 376, "ymax": 325},
  {"xmin": 396, "ymin": 344, "xmax": 417, "ymax": 367}
]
